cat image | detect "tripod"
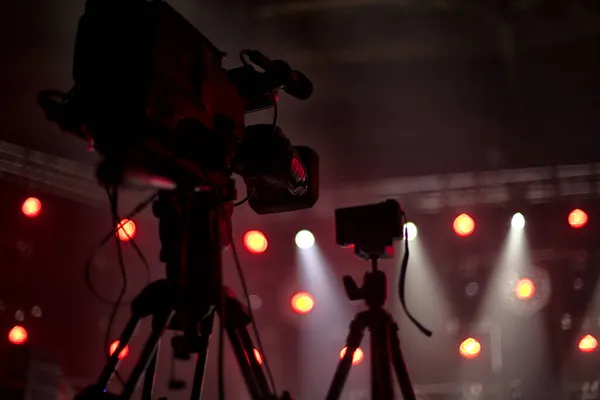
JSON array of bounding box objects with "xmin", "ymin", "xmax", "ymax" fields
[
  {"xmin": 325, "ymin": 258, "xmax": 417, "ymax": 400},
  {"xmin": 76, "ymin": 188, "xmax": 290, "ymax": 400}
]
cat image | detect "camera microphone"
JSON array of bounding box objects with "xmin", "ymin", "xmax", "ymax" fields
[{"xmin": 245, "ymin": 50, "xmax": 313, "ymax": 100}]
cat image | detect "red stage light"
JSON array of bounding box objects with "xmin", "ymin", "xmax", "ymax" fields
[
  {"xmin": 579, "ymin": 334, "xmax": 598, "ymax": 353},
  {"xmin": 514, "ymin": 278, "xmax": 536, "ymax": 300},
  {"xmin": 109, "ymin": 340, "xmax": 130, "ymax": 360},
  {"xmin": 253, "ymin": 348, "xmax": 263, "ymax": 365},
  {"xmin": 453, "ymin": 214, "xmax": 475, "ymax": 237},
  {"xmin": 243, "ymin": 230, "xmax": 268, "ymax": 254},
  {"xmin": 459, "ymin": 337, "xmax": 481, "ymax": 359},
  {"xmin": 116, "ymin": 219, "xmax": 136, "ymax": 242},
  {"xmin": 22, "ymin": 197, "xmax": 42, "ymax": 218},
  {"xmin": 568, "ymin": 209, "xmax": 588, "ymax": 229},
  {"xmin": 290, "ymin": 292, "xmax": 315, "ymax": 314},
  {"xmin": 8, "ymin": 326, "xmax": 28, "ymax": 345},
  {"xmin": 339, "ymin": 346, "xmax": 364, "ymax": 365}
]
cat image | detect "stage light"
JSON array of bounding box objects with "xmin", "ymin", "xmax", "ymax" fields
[
  {"xmin": 459, "ymin": 337, "xmax": 481, "ymax": 359},
  {"xmin": 340, "ymin": 346, "xmax": 364, "ymax": 365},
  {"xmin": 569, "ymin": 209, "xmax": 588, "ymax": 229},
  {"xmin": 295, "ymin": 229, "xmax": 315, "ymax": 249},
  {"xmin": 511, "ymin": 213, "xmax": 525, "ymax": 230},
  {"xmin": 403, "ymin": 222, "xmax": 418, "ymax": 241},
  {"xmin": 31, "ymin": 305, "xmax": 42, "ymax": 318},
  {"xmin": 8, "ymin": 326, "xmax": 28, "ymax": 345},
  {"xmin": 579, "ymin": 334, "xmax": 598, "ymax": 353},
  {"xmin": 290, "ymin": 292, "xmax": 315, "ymax": 314},
  {"xmin": 243, "ymin": 230, "xmax": 268, "ymax": 254},
  {"xmin": 253, "ymin": 348, "xmax": 263, "ymax": 365},
  {"xmin": 465, "ymin": 281, "xmax": 479, "ymax": 297},
  {"xmin": 514, "ymin": 278, "xmax": 536, "ymax": 300},
  {"xmin": 109, "ymin": 340, "xmax": 130, "ymax": 360},
  {"xmin": 116, "ymin": 219, "xmax": 136, "ymax": 242},
  {"xmin": 453, "ymin": 213, "xmax": 475, "ymax": 237},
  {"xmin": 21, "ymin": 197, "xmax": 42, "ymax": 218}
]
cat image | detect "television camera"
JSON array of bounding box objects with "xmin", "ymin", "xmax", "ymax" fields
[{"xmin": 37, "ymin": 0, "xmax": 318, "ymax": 399}]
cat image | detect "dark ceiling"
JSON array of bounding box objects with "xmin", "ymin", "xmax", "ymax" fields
[{"xmin": 2, "ymin": 0, "xmax": 600, "ymax": 189}]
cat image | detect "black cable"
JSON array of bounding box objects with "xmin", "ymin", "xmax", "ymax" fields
[
  {"xmin": 227, "ymin": 220, "xmax": 278, "ymax": 395},
  {"xmin": 218, "ymin": 206, "xmax": 227, "ymax": 400},
  {"xmin": 239, "ymin": 50, "xmax": 251, "ymax": 67},
  {"xmin": 398, "ymin": 213, "xmax": 432, "ymax": 337},
  {"xmin": 269, "ymin": 91, "xmax": 278, "ymax": 132},
  {"xmin": 234, "ymin": 186, "xmax": 255, "ymax": 207},
  {"xmin": 104, "ymin": 187, "xmax": 128, "ymax": 387},
  {"xmin": 84, "ymin": 192, "xmax": 157, "ymax": 305}
]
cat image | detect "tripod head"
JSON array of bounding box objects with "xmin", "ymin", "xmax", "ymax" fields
[{"xmin": 342, "ymin": 258, "xmax": 388, "ymax": 308}]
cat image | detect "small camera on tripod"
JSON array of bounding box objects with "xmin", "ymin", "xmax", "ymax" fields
[{"xmin": 326, "ymin": 199, "xmax": 421, "ymax": 400}]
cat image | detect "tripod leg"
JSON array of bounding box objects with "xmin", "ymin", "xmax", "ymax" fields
[
  {"xmin": 388, "ymin": 320, "xmax": 417, "ymax": 400},
  {"xmin": 141, "ymin": 339, "xmax": 160, "ymax": 400},
  {"xmin": 190, "ymin": 312, "xmax": 215, "ymax": 400},
  {"xmin": 220, "ymin": 288, "xmax": 272, "ymax": 399},
  {"xmin": 122, "ymin": 308, "xmax": 175, "ymax": 399},
  {"xmin": 325, "ymin": 312, "xmax": 369, "ymax": 400},
  {"xmin": 236, "ymin": 319, "xmax": 271, "ymax": 394},
  {"xmin": 97, "ymin": 315, "xmax": 140, "ymax": 390},
  {"xmin": 370, "ymin": 310, "xmax": 394, "ymax": 400},
  {"xmin": 226, "ymin": 317, "xmax": 269, "ymax": 399}
]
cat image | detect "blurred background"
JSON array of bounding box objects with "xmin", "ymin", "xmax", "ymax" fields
[{"xmin": 1, "ymin": 0, "xmax": 600, "ymax": 399}]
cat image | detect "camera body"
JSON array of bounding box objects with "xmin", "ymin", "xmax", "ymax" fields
[{"xmin": 335, "ymin": 199, "xmax": 403, "ymax": 259}]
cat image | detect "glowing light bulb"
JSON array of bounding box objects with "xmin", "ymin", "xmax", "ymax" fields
[
  {"xmin": 243, "ymin": 230, "xmax": 268, "ymax": 254},
  {"xmin": 511, "ymin": 213, "xmax": 525, "ymax": 230},
  {"xmin": 8, "ymin": 326, "xmax": 28, "ymax": 345},
  {"xmin": 459, "ymin": 338, "xmax": 481, "ymax": 359},
  {"xmin": 22, "ymin": 197, "xmax": 42, "ymax": 218},
  {"xmin": 109, "ymin": 340, "xmax": 130, "ymax": 360},
  {"xmin": 568, "ymin": 209, "xmax": 588, "ymax": 229},
  {"xmin": 514, "ymin": 278, "xmax": 535, "ymax": 300},
  {"xmin": 453, "ymin": 214, "xmax": 475, "ymax": 237},
  {"xmin": 403, "ymin": 222, "xmax": 418, "ymax": 241},
  {"xmin": 291, "ymin": 292, "xmax": 315, "ymax": 314},
  {"xmin": 295, "ymin": 230, "xmax": 315, "ymax": 249},
  {"xmin": 579, "ymin": 334, "xmax": 598, "ymax": 353},
  {"xmin": 116, "ymin": 219, "xmax": 136, "ymax": 242},
  {"xmin": 340, "ymin": 346, "xmax": 364, "ymax": 365}
]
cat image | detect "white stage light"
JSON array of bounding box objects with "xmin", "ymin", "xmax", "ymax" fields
[
  {"xmin": 511, "ymin": 213, "xmax": 525, "ymax": 230},
  {"xmin": 295, "ymin": 230, "xmax": 315, "ymax": 249},
  {"xmin": 403, "ymin": 222, "xmax": 418, "ymax": 241}
]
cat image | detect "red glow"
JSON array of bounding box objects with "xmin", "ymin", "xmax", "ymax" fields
[
  {"xmin": 568, "ymin": 209, "xmax": 588, "ymax": 229},
  {"xmin": 340, "ymin": 346, "xmax": 364, "ymax": 365},
  {"xmin": 579, "ymin": 334, "xmax": 598, "ymax": 353},
  {"xmin": 514, "ymin": 278, "xmax": 536, "ymax": 300},
  {"xmin": 8, "ymin": 326, "xmax": 28, "ymax": 345},
  {"xmin": 290, "ymin": 292, "xmax": 315, "ymax": 314},
  {"xmin": 243, "ymin": 230, "xmax": 268, "ymax": 254},
  {"xmin": 109, "ymin": 340, "xmax": 130, "ymax": 360},
  {"xmin": 253, "ymin": 348, "xmax": 263, "ymax": 365},
  {"xmin": 116, "ymin": 219, "xmax": 136, "ymax": 242},
  {"xmin": 459, "ymin": 338, "xmax": 481, "ymax": 359},
  {"xmin": 22, "ymin": 197, "xmax": 42, "ymax": 218},
  {"xmin": 453, "ymin": 214, "xmax": 475, "ymax": 237}
]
